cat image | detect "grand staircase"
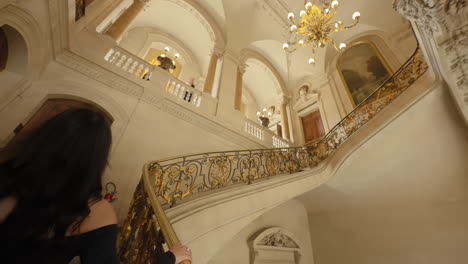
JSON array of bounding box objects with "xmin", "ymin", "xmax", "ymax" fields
[{"xmin": 117, "ymin": 47, "xmax": 429, "ymax": 263}]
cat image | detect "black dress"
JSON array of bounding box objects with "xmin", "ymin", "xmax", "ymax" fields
[{"xmin": 0, "ymin": 224, "xmax": 175, "ymax": 264}]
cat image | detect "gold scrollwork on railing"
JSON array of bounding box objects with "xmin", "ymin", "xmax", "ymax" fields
[
  {"xmin": 118, "ymin": 47, "xmax": 428, "ymax": 262},
  {"xmin": 118, "ymin": 182, "xmax": 164, "ymax": 263},
  {"xmin": 144, "ymin": 47, "xmax": 428, "ymax": 207}
]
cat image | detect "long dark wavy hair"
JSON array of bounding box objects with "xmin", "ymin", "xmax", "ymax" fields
[{"xmin": 0, "ymin": 107, "xmax": 112, "ymax": 240}]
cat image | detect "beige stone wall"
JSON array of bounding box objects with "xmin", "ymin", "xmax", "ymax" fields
[
  {"xmin": 300, "ymin": 86, "xmax": 468, "ymax": 264},
  {"xmin": 208, "ymin": 199, "xmax": 314, "ymax": 264},
  {"xmin": 0, "ymin": 60, "xmax": 252, "ymax": 221}
]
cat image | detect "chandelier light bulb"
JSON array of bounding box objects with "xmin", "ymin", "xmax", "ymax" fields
[
  {"xmin": 282, "ymin": 0, "xmax": 360, "ymax": 64},
  {"xmin": 263, "ymin": 108, "xmax": 267, "ymax": 112},
  {"xmin": 331, "ymin": 0, "xmax": 339, "ymax": 8},
  {"xmin": 268, "ymin": 112, "xmax": 272, "ymax": 116},
  {"xmin": 257, "ymin": 111, "xmax": 261, "ymax": 116},
  {"xmin": 164, "ymin": 47, "xmax": 170, "ymax": 52},
  {"xmin": 174, "ymin": 53, "xmax": 180, "ymax": 59},
  {"xmin": 352, "ymin": 11, "xmax": 361, "ymax": 20}
]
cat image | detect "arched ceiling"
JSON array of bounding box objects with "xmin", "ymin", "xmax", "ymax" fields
[
  {"xmin": 127, "ymin": 0, "xmax": 415, "ymax": 92},
  {"xmin": 197, "ymin": 0, "xmax": 226, "ymax": 31},
  {"xmin": 243, "ymin": 58, "xmax": 280, "ymax": 108},
  {"xmin": 129, "ymin": 0, "xmax": 213, "ymax": 76},
  {"xmin": 221, "ymin": 0, "xmax": 411, "ymax": 90}
]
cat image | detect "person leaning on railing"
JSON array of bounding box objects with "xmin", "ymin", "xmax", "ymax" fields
[{"xmin": 0, "ymin": 108, "xmax": 192, "ymax": 264}]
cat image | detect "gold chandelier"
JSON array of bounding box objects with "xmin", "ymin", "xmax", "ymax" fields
[{"xmin": 283, "ymin": 0, "xmax": 361, "ymax": 64}]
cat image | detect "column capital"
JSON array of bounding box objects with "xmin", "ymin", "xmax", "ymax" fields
[
  {"xmin": 212, "ymin": 47, "xmax": 225, "ymax": 57},
  {"xmin": 278, "ymin": 94, "xmax": 291, "ymax": 105},
  {"xmin": 238, "ymin": 63, "xmax": 247, "ymax": 74}
]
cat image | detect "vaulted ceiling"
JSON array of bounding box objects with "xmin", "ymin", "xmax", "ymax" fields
[{"xmin": 129, "ymin": 0, "xmax": 414, "ymax": 106}]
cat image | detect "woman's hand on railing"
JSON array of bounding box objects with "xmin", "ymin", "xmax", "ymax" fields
[{"xmin": 170, "ymin": 243, "xmax": 192, "ymax": 264}]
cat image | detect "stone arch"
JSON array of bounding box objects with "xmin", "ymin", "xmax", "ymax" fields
[
  {"xmin": 240, "ymin": 48, "xmax": 288, "ymax": 96},
  {"xmin": 163, "ymin": 0, "xmax": 226, "ymax": 51},
  {"xmin": 39, "ymin": 80, "xmax": 130, "ymax": 148},
  {"xmin": 0, "ymin": 5, "xmax": 46, "ymax": 80},
  {"xmin": 0, "ymin": 80, "xmax": 130, "ymax": 151},
  {"xmin": 124, "ymin": 27, "xmax": 202, "ymax": 82},
  {"xmin": 0, "ymin": 24, "xmax": 28, "ymax": 75},
  {"xmin": 250, "ymin": 227, "xmax": 301, "ymax": 264}
]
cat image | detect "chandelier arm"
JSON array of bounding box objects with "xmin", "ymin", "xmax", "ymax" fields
[
  {"xmin": 329, "ymin": 38, "xmax": 341, "ymax": 51},
  {"xmin": 323, "ymin": 9, "xmax": 338, "ymax": 24},
  {"xmin": 344, "ymin": 19, "xmax": 360, "ymax": 29}
]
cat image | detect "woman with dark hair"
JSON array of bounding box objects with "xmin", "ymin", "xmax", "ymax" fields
[{"xmin": 0, "ymin": 108, "xmax": 192, "ymax": 264}]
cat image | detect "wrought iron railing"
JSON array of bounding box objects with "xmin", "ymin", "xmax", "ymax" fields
[
  {"xmin": 143, "ymin": 47, "xmax": 428, "ymax": 207},
  {"xmin": 118, "ymin": 47, "xmax": 428, "ymax": 262}
]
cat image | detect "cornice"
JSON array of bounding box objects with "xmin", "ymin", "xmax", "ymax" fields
[
  {"xmin": 56, "ymin": 53, "xmax": 264, "ymax": 149},
  {"xmin": 56, "ymin": 51, "xmax": 144, "ymax": 98}
]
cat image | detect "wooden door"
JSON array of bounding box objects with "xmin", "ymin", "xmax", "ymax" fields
[
  {"xmin": 301, "ymin": 110, "xmax": 325, "ymax": 143},
  {"xmin": 0, "ymin": 99, "xmax": 110, "ymax": 162}
]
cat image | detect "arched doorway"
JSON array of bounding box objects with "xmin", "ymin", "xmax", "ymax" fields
[
  {"xmin": 0, "ymin": 98, "xmax": 112, "ymax": 162},
  {"xmin": 0, "ymin": 27, "xmax": 7, "ymax": 72},
  {"xmin": 0, "ymin": 24, "xmax": 29, "ymax": 101}
]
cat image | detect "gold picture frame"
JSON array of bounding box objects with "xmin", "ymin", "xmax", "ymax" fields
[{"xmin": 337, "ymin": 41, "xmax": 393, "ymax": 107}]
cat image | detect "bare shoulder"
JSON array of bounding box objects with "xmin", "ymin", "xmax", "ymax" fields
[{"xmin": 78, "ymin": 199, "xmax": 117, "ymax": 234}]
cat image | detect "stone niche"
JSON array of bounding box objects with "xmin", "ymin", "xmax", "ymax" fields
[{"xmin": 249, "ymin": 227, "xmax": 301, "ymax": 264}]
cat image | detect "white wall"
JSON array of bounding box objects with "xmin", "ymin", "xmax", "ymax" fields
[{"xmin": 208, "ymin": 199, "xmax": 314, "ymax": 264}]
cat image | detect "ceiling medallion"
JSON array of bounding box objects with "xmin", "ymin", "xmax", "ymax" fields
[{"xmin": 283, "ymin": 0, "xmax": 361, "ymax": 64}]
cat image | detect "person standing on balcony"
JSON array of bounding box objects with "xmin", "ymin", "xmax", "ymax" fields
[{"xmin": 0, "ymin": 108, "xmax": 192, "ymax": 264}]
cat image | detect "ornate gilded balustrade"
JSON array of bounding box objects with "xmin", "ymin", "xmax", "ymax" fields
[
  {"xmin": 118, "ymin": 182, "xmax": 163, "ymax": 263},
  {"xmin": 144, "ymin": 47, "xmax": 428, "ymax": 207},
  {"xmin": 118, "ymin": 47, "xmax": 428, "ymax": 262}
]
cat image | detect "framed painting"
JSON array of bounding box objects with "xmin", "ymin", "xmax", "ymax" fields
[{"xmin": 337, "ymin": 41, "xmax": 392, "ymax": 106}]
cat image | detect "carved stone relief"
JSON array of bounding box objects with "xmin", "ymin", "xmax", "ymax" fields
[
  {"xmin": 394, "ymin": 0, "xmax": 468, "ymax": 122},
  {"xmin": 257, "ymin": 230, "xmax": 299, "ymax": 249}
]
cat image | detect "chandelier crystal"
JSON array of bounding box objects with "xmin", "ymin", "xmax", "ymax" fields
[{"xmin": 283, "ymin": 0, "xmax": 361, "ymax": 64}]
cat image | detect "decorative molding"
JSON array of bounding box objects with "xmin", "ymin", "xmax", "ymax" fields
[
  {"xmin": 394, "ymin": 0, "xmax": 468, "ymax": 119},
  {"xmin": 56, "ymin": 51, "xmax": 144, "ymax": 98},
  {"xmin": 293, "ymin": 91, "xmax": 320, "ymax": 113},
  {"xmin": 48, "ymin": 0, "xmax": 69, "ymax": 58},
  {"xmin": 257, "ymin": 230, "xmax": 299, "ymax": 249}
]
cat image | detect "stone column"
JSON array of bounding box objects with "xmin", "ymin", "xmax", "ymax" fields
[
  {"xmin": 105, "ymin": 0, "xmax": 148, "ymax": 40},
  {"xmin": 279, "ymin": 96, "xmax": 291, "ymax": 140},
  {"xmin": 203, "ymin": 50, "xmax": 221, "ymax": 94},
  {"xmin": 234, "ymin": 64, "xmax": 246, "ymax": 110},
  {"xmin": 393, "ymin": 0, "xmax": 468, "ymax": 124}
]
